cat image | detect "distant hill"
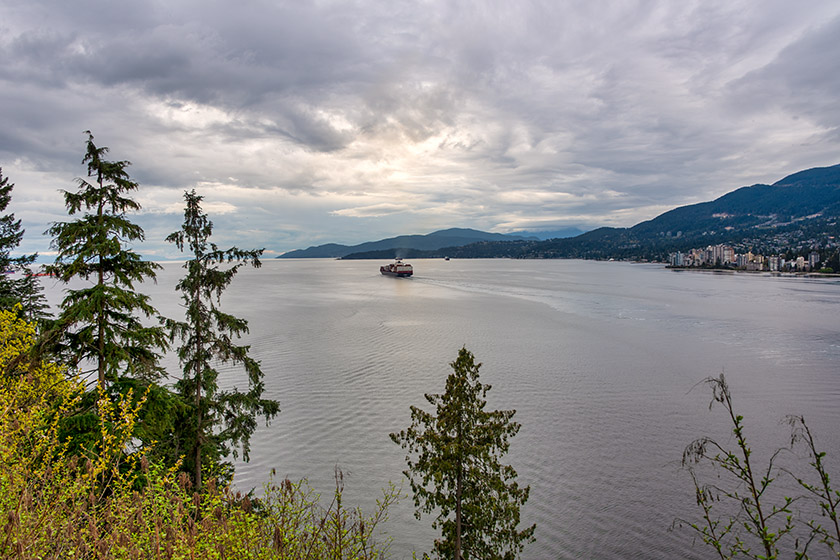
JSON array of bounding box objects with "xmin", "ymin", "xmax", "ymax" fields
[
  {"xmin": 506, "ymin": 227, "xmax": 588, "ymax": 240},
  {"xmin": 629, "ymin": 164, "xmax": 840, "ymax": 238},
  {"xmin": 342, "ymin": 163, "xmax": 840, "ymax": 262},
  {"xmin": 552, "ymin": 163, "xmax": 840, "ymax": 260},
  {"xmin": 277, "ymin": 228, "xmax": 530, "ymax": 258}
]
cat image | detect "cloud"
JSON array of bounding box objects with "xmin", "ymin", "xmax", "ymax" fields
[
  {"xmin": 726, "ymin": 14, "xmax": 840, "ymax": 135},
  {"xmin": 1, "ymin": 0, "xmax": 839, "ymax": 257},
  {"xmin": 330, "ymin": 202, "xmax": 412, "ymax": 218}
]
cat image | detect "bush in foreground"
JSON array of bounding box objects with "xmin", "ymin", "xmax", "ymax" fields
[
  {"xmin": 680, "ymin": 374, "xmax": 839, "ymax": 559},
  {"xmin": 0, "ymin": 308, "xmax": 396, "ymax": 559}
]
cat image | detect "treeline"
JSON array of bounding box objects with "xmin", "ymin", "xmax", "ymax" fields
[
  {"xmin": 342, "ymin": 217, "xmax": 840, "ymax": 265},
  {"xmin": 14, "ymin": 132, "xmax": 278, "ymax": 490},
  {"xmin": 0, "ymin": 133, "xmax": 535, "ymax": 559}
]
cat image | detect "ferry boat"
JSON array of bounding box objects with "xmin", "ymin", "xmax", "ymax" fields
[{"xmin": 380, "ymin": 258, "xmax": 413, "ymax": 277}]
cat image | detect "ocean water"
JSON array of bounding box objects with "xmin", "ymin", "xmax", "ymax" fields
[{"xmin": 39, "ymin": 259, "xmax": 840, "ymax": 559}]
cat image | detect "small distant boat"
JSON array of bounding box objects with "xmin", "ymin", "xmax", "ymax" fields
[{"xmin": 380, "ymin": 258, "xmax": 413, "ymax": 277}]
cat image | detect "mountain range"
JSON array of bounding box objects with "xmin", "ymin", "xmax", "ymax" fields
[
  {"xmin": 521, "ymin": 163, "xmax": 840, "ymax": 261},
  {"xmin": 278, "ymin": 228, "xmax": 535, "ymax": 258},
  {"xmin": 280, "ymin": 163, "xmax": 840, "ymax": 263}
]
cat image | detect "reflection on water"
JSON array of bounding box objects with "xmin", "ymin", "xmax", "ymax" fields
[{"xmin": 39, "ymin": 259, "xmax": 840, "ymax": 559}]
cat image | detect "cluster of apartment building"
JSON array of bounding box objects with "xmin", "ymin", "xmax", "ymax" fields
[{"xmin": 669, "ymin": 244, "xmax": 822, "ymax": 272}]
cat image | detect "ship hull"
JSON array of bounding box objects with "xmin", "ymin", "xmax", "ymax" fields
[
  {"xmin": 380, "ymin": 268, "xmax": 412, "ymax": 277},
  {"xmin": 380, "ymin": 258, "xmax": 413, "ymax": 277}
]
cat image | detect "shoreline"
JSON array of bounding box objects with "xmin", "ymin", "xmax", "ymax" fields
[{"xmin": 665, "ymin": 265, "xmax": 840, "ymax": 277}]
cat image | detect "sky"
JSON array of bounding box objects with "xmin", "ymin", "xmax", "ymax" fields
[{"xmin": 2, "ymin": 0, "xmax": 839, "ymax": 259}]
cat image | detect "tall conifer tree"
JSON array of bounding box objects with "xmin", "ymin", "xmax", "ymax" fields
[
  {"xmin": 166, "ymin": 189, "xmax": 279, "ymax": 488},
  {"xmin": 46, "ymin": 132, "xmax": 167, "ymax": 389},
  {"xmin": 391, "ymin": 347, "xmax": 535, "ymax": 559},
  {"xmin": 0, "ymin": 168, "xmax": 48, "ymax": 321}
]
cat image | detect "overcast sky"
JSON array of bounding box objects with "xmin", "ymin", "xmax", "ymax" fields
[{"xmin": 2, "ymin": 0, "xmax": 839, "ymax": 259}]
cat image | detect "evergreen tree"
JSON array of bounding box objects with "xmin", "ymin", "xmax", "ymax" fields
[
  {"xmin": 166, "ymin": 189, "xmax": 279, "ymax": 488},
  {"xmin": 391, "ymin": 347, "xmax": 535, "ymax": 559},
  {"xmin": 45, "ymin": 132, "xmax": 168, "ymax": 389},
  {"xmin": 0, "ymin": 168, "xmax": 48, "ymax": 322}
]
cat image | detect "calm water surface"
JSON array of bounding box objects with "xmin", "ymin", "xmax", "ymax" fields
[{"xmin": 42, "ymin": 259, "xmax": 840, "ymax": 559}]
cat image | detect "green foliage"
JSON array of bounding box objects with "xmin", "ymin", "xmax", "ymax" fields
[
  {"xmin": 391, "ymin": 347, "xmax": 535, "ymax": 559},
  {"xmin": 258, "ymin": 467, "xmax": 399, "ymax": 559},
  {"xmin": 165, "ymin": 189, "xmax": 279, "ymax": 489},
  {"xmin": 0, "ymin": 310, "xmax": 395, "ymax": 559},
  {"xmin": 680, "ymin": 374, "xmax": 840, "ymax": 559},
  {"xmin": 40, "ymin": 131, "xmax": 173, "ymax": 470},
  {"xmin": 682, "ymin": 374, "xmax": 794, "ymax": 559},
  {"xmin": 45, "ymin": 131, "xmax": 168, "ymax": 389},
  {"xmin": 0, "ymin": 168, "xmax": 48, "ymax": 322},
  {"xmin": 786, "ymin": 415, "xmax": 840, "ymax": 558}
]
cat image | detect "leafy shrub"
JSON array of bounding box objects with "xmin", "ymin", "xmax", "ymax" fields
[{"xmin": 0, "ymin": 309, "xmax": 396, "ymax": 559}]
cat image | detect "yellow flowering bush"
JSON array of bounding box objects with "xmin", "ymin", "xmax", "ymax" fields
[{"xmin": 0, "ymin": 309, "xmax": 396, "ymax": 559}]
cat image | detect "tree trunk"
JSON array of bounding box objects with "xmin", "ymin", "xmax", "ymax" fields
[
  {"xmin": 97, "ymin": 198, "xmax": 105, "ymax": 390},
  {"xmin": 97, "ymin": 254, "xmax": 105, "ymax": 390},
  {"xmin": 194, "ymin": 339, "xmax": 203, "ymax": 489},
  {"xmin": 194, "ymin": 432, "xmax": 202, "ymax": 489},
  {"xmin": 193, "ymin": 279, "xmax": 203, "ymax": 489},
  {"xmin": 455, "ymin": 465, "xmax": 462, "ymax": 560},
  {"xmin": 455, "ymin": 409, "xmax": 463, "ymax": 560}
]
